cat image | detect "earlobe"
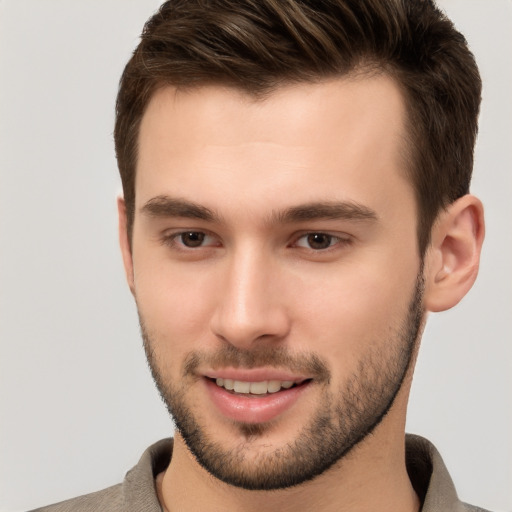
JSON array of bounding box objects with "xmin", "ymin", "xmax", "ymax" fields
[
  {"xmin": 117, "ymin": 196, "xmax": 135, "ymax": 295},
  {"xmin": 423, "ymin": 195, "xmax": 485, "ymax": 312}
]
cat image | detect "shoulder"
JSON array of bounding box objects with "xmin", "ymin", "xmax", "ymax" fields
[
  {"xmin": 29, "ymin": 438, "xmax": 173, "ymax": 512},
  {"xmin": 460, "ymin": 505, "xmax": 492, "ymax": 512},
  {"xmin": 406, "ymin": 434, "xmax": 493, "ymax": 512},
  {"xmin": 28, "ymin": 483, "xmax": 124, "ymax": 512}
]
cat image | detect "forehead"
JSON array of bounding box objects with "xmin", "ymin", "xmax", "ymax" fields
[{"xmin": 136, "ymin": 76, "xmax": 411, "ymax": 220}]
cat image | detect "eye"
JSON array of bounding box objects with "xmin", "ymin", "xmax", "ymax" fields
[
  {"xmin": 294, "ymin": 232, "xmax": 348, "ymax": 251},
  {"xmin": 163, "ymin": 231, "xmax": 219, "ymax": 249},
  {"xmin": 180, "ymin": 231, "xmax": 207, "ymax": 248}
]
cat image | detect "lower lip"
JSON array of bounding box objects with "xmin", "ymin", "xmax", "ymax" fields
[{"xmin": 204, "ymin": 378, "xmax": 311, "ymax": 424}]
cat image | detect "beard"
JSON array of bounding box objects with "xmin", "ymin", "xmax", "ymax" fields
[{"xmin": 140, "ymin": 272, "xmax": 424, "ymax": 491}]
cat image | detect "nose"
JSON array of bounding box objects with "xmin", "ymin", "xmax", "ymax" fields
[{"xmin": 210, "ymin": 247, "xmax": 291, "ymax": 349}]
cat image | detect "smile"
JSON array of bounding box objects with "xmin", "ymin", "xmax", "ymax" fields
[
  {"xmin": 205, "ymin": 375, "xmax": 312, "ymax": 424},
  {"xmin": 214, "ymin": 378, "xmax": 297, "ymax": 395}
]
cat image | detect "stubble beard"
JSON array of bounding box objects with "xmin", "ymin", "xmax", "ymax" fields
[{"xmin": 140, "ymin": 273, "xmax": 425, "ymax": 491}]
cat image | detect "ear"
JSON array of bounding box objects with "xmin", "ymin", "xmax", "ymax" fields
[
  {"xmin": 423, "ymin": 195, "xmax": 485, "ymax": 312},
  {"xmin": 117, "ymin": 196, "xmax": 135, "ymax": 295}
]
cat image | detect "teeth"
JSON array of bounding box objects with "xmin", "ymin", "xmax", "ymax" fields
[
  {"xmin": 233, "ymin": 381, "xmax": 251, "ymax": 393},
  {"xmin": 214, "ymin": 378, "xmax": 298, "ymax": 394},
  {"xmin": 249, "ymin": 381, "xmax": 268, "ymax": 394},
  {"xmin": 267, "ymin": 380, "xmax": 281, "ymax": 393}
]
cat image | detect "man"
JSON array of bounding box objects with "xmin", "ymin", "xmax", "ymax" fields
[{"xmin": 33, "ymin": 0, "xmax": 489, "ymax": 510}]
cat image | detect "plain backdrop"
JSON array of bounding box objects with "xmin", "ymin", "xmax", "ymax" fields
[{"xmin": 0, "ymin": 1, "xmax": 510, "ymax": 511}]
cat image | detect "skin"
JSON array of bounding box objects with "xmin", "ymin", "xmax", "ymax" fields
[{"xmin": 119, "ymin": 75, "xmax": 484, "ymax": 512}]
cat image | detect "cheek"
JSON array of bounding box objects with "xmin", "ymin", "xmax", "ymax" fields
[
  {"xmin": 290, "ymin": 255, "xmax": 419, "ymax": 370},
  {"xmin": 133, "ymin": 257, "xmax": 220, "ymax": 360}
]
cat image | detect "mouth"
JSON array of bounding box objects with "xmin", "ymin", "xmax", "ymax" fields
[
  {"xmin": 203, "ymin": 373, "xmax": 313, "ymax": 424},
  {"xmin": 210, "ymin": 377, "xmax": 309, "ymax": 396}
]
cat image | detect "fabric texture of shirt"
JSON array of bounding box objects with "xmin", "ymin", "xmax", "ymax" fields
[{"xmin": 30, "ymin": 434, "xmax": 491, "ymax": 511}]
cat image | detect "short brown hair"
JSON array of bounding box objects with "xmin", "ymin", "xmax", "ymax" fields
[{"xmin": 114, "ymin": 0, "xmax": 481, "ymax": 254}]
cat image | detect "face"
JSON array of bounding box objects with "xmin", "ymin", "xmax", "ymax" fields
[{"xmin": 124, "ymin": 76, "xmax": 424, "ymax": 489}]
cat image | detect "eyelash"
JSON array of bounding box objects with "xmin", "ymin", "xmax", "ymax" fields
[
  {"xmin": 293, "ymin": 232, "xmax": 352, "ymax": 251},
  {"xmin": 161, "ymin": 230, "xmax": 352, "ymax": 253},
  {"xmin": 161, "ymin": 230, "xmax": 219, "ymax": 250}
]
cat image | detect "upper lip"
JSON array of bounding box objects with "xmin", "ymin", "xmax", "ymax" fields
[{"xmin": 203, "ymin": 368, "xmax": 310, "ymax": 383}]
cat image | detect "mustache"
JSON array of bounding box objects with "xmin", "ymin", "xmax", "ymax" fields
[{"xmin": 182, "ymin": 345, "xmax": 331, "ymax": 383}]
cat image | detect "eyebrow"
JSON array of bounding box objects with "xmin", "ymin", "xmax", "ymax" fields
[
  {"xmin": 272, "ymin": 201, "xmax": 378, "ymax": 224},
  {"xmin": 141, "ymin": 196, "xmax": 219, "ymax": 222},
  {"xmin": 140, "ymin": 195, "xmax": 378, "ymax": 225}
]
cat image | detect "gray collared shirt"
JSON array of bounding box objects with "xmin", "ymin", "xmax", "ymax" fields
[{"xmin": 31, "ymin": 435, "xmax": 491, "ymax": 511}]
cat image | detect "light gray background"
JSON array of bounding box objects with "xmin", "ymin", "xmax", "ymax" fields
[{"xmin": 0, "ymin": 1, "xmax": 510, "ymax": 511}]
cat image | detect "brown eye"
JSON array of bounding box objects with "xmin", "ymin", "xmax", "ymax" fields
[
  {"xmin": 180, "ymin": 231, "xmax": 205, "ymax": 247},
  {"xmin": 306, "ymin": 233, "xmax": 333, "ymax": 250}
]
